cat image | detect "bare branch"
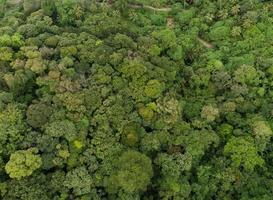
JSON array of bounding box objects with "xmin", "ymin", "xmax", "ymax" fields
[{"xmin": 197, "ymin": 37, "xmax": 214, "ymax": 49}]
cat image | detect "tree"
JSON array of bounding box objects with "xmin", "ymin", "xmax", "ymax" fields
[
  {"xmin": 84, "ymin": 89, "xmax": 102, "ymax": 113},
  {"xmin": 63, "ymin": 166, "xmax": 93, "ymax": 196},
  {"xmin": 0, "ymin": 33, "xmax": 24, "ymax": 49},
  {"xmin": 44, "ymin": 36, "xmax": 59, "ymax": 47},
  {"xmin": 105, "ymin": 150, "xmax": 153, "ymax": 193},
  {"xmin": 0, "ymin": 103, "xmax": 26, "ymax": 155},
  {"xmin": 45, "ymin": 120, "xmax": 77, "ymax": 142},
  {"xmin": 55, "ymin": 0, "xmax": 83, "ymax": 25},
  {"xmin": 138, "ymin": 103, "xmax": 155, "ymax": 122},
  {"xmin": 25, "ymin": 58, "xmax": 47, "ymax": 74},
  {"xmin": 23, "ymin": 0, "xmax": 41, "ymax": 14},
  {"xmin": 121, "ymin": 122, "xmax": 140, "ymax": 147},
  {"xmin": 26, "ymin": 103, "xmax": 53, "ymax": 128},
  {"xmin": 5, "ymin": 148, "xmax": 42, "ymax": 179},
  {"xmin": 251, "ymin": 119, "xmax": 273, "ymax": 151},
  {"xmin": 41, "ymin": 0, "xmax": 57, "ymax": 17},
  {"xmin": 4, "ymin": 70, "xmax": 35, "ymax": 95},
  {"xmin": 175, "ymin": 130, "xmax": 219, "ymax": 162},
  {"xmin": 209, "ymin": 23, "xmax": 231, "ymax": 41},
  {"xmin": 152, "ymin": 29, "xmax": 177, "ymax": 50},
  {"xmin": 113, "ymin": 33, "xmax": 137, "ymax": 49},
  {"xmin": 201, "ymin": 105, "xmax": 219, "ymax": 122},
  {"xmin": 224, "ymin": 137, "xmax": 264, "ymax": 171},
  {"xmin": 155, "ymin": 153, "xmax": 192, "ymax": 199},
  {"xmin": 144, "ymin": 79, "xmax": 165, "ymax": 99},
  {"xmin": 156, "ymin": 95, "xmax": 181, "ymax": 124},
  {"xmin": 2, "ymin": 173, "xmax": 53, "ymax": 200},
  {"xmin": 233, "ymin": 65, "xmax": 260, "ymax": 86},
  {"xmin": 0, "ymin": 47, "xmax": 13, "ymax": 62}
]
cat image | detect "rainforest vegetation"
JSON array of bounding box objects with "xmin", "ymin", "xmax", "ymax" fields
[{"xmin": 0, "ymin": 0, "xmax": 273, "ymax": 199}]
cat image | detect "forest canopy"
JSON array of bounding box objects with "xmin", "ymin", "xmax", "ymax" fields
[{"xmin": 0, "ymin": 0, "xmax": 273, "ymax": 199}]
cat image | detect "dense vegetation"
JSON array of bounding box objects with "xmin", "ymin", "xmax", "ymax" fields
[{"xmin": 0, "ymin": 0, "xmax": 273, "ymax": 199}]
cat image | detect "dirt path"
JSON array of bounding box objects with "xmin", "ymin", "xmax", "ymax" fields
[{"xmin": 128, "ymin": 4, "xmax": 172, "ymax": 12}]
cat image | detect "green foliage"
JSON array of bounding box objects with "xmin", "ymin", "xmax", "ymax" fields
[
  {"xmin": 0, "ymin": 104, "xmax": 26, "ymax": 154},
  {"xmin": 224, "ymin": 137, "xmax": 264, "ymax": 171},
  {"xmin": 155, "ymin": 152, "xmax": 192, "ymax": 199},
  {"xmin": 0, "ymin": 33, "xmax": 24, "ymax": 48},
  {"xmin": 63, "ymin": 167, "xmax": 93, "ymax": 196},
  {"xmin": 0, "ymin": 0, "xmax": 272, "ymax": 199},
  {"xmin": 251, "ymin": 119, "xmax": 273, "ymax": 151},
  {"xmin": 201, "ymin": 105, "xmax": 219, "ymax": 122},
  {"xmin": 5, "ymin": 148, "xmax": 42, "ymax": 179},
  {"xmin": 55, "ymin": 0, "xmax": 83, "ymax": 25},
  {"xmin": 2, "ymin": 174, "xmax": 53, "ymax": 200},
  {"xmin": 209, "ymin": 25, "xmax": 231, "ymax": 41},
  {"xmin": 144, "ymin": 79, "xmax": 165, "ymax": 98},
  {"xmin": 26, "ymin": 103, "xmax": 53, "ymax": 128},
  {"xmin": 41, "ymin": 0, "xmax": 56, "ymax": 16},
  {"xmin": 44, "ymin": 35, "xmax": 59, "ymax": 47},
  {"xmin": 152, "ymin": 29, "xmax": 177, "ymax": 50},
  {"xmin": 4, "ymin": 70, "xmax": 35, "ymax": 95},
  {"xmin": 121, "ymin": 122, "xmax": 140, "ymax": 147},
  {"xmin": 45, "ymin": 120, "xmax": 77, "ymax": 141},
  {"xmin": 106, "ymin": 150, "xmax": 153, "ymax": 193},
  {"xmin": 0, "ymin": 47, "xmax": 13, "ymax": 61},
  {"xmin": 23, "ymin": 0, "xmax": 41, "ymax": 14},
  {"xmin": 233, "ymin": 65, "xmax": 260, "ymax": 85}
]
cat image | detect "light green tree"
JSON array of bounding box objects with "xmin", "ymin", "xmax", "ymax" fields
[
  {"xmin": 5, "ymin": 148, "xmax": 42, "ymax": 179},
  {"xmin": 224, "ymin": 137, "xmax": 264, "ymax": 171}
]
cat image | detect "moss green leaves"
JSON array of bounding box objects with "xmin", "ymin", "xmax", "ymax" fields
[{"xmin": 144, "ymin": 79, "xmax": 165, "ymax": 99}]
